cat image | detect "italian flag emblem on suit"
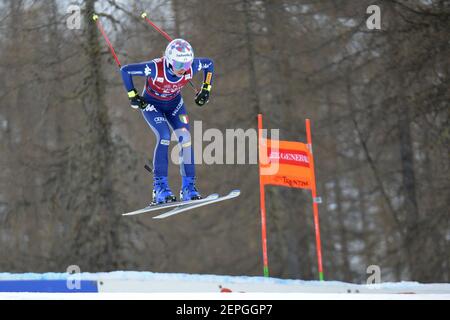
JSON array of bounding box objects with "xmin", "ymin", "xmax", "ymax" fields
[{"xmin": 179, "ymin": 114, "xmax": 189, "ymax": 124}]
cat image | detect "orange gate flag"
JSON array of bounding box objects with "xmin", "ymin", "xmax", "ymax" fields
[
  {"xmin": 259, "ymin": 138, "xmax": 313, "ymax": 189},
  {"xmin": 258, "ymin": 114, "xmax": 324, "ymax": 281}
]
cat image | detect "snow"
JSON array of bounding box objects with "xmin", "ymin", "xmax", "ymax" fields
[
  {"xmin": 0, "ymin": 271, "xmax": 449, "ymax": 299},
  {"xmin": 0, "ymin": 292, "xmax": 448, "ymax": 300},
  {"xmin": 0, "ymin": 271, "xmax": 444, "ymax": 288}
]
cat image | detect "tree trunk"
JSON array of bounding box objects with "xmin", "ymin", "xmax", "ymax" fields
[
  {"xmin": 242, "ymin": 0, "xmax": 261, "ymax": 115},
  {"xmin": 67, "ymin": 0, "xmax": 119, "ymax": 271},
  {"xmin": 262, "ymin": 0, "xmax": 293, "ymax": 130},
  {"xmin": 171, "ymin": 0, "xmax": 181, "ymax": 37}
]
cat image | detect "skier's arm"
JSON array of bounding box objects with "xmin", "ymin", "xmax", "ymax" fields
[
  {"xmin": 192, "ymin": 57, "xmax": 214, "ymax": 85},
  {"xmin": 120, "ymin": 61, "xmax": 156, "ymax": 109},
  {"xmin": 192, "ymin": 58, "xmax": 214, "ymax": 106}
]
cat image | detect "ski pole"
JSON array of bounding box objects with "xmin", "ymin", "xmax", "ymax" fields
[
  {"xmin": 141, "ymin": 12, "xmax": 197, "ymax": 93},
  {"xmin": 141, "ymin": 12, "xmax": 173, "ymax": 42},
  {"xmin": 93, "ymin": 14, "xmax": 122, "ymax": 68}
]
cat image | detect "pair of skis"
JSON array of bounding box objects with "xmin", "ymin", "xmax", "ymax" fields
[{"xmin": 123, "ymin": 190, "xmax": 240, "ymax": 219}]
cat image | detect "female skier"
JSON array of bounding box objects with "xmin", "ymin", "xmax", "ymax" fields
[{"xmin": 120, "ymin": 39, "xmax": 214, "ymax": 204}]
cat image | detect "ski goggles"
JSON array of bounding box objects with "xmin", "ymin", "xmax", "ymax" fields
[{"xmin": 171, "ymin": 60, "xmax": 192, "ymax": 71}]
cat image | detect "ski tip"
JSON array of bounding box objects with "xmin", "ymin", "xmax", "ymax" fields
[
  {"xmin": 122, "ymin": 212, "xmax": 137, "ymax": 216},
  {"xmin": 230, "ymin": 189, "xmax": 241, "ymax": 196},
  {"xmin": 141, "ymin": 12, "xmax": 147, "ymax": 19},
  {"xmin": 92, "ymin": 14, "xmax": 99, "ymax": 21}
]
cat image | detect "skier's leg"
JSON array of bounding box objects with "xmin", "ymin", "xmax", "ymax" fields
[
  {"xmin": 164, "ymin": 98, "xmax": 201, "ymax": 201},
  {"xmin": 142, "ymin": 106, "xmax": 176, "ymax": 203},
  {"xmin": 164, "ymin": 98, "xmax": 195, "ymax": 177},
  {"xmin": 142, "ymin": 107, "xmax": 172, "ymax": 176}
]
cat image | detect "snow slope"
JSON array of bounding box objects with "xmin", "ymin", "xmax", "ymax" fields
[{"xmin": 0, "ymin": 271, "xmax": 449, "ymax": 299}]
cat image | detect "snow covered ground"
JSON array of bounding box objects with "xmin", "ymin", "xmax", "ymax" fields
[
  {"xmin": 1, "ymin": 292, "xmax": 449, "ymax": 300},
  {"xmin": 0, "ymin": 271, "xmax": 449, "ymax": 300}
]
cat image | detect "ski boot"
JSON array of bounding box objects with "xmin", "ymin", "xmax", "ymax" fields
[
  {"xmin": 152, "ymin": 176, "xmax": 177, "ymax": 205},
  {"xmin": 180, "ymin": 176, "xmax": 202, "ymax": 201}
]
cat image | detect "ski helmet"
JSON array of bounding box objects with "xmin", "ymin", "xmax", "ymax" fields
[{"xmin": 164, "ymin": 39, "xmax": 194, "ymax": 71}]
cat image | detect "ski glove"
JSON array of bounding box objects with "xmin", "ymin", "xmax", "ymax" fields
[
  {"xmin": 195, "ymin": 84, "xmax": 211, "ymax": 106},
  {"xmin": 128, "ymin": 89, "xmax": 147, "ymax": 110}
]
